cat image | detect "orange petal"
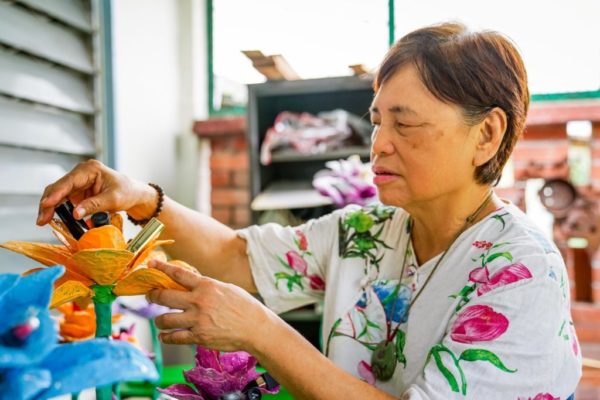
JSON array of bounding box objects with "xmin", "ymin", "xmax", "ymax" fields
[
  {"xmin": 23, "ymin": 266, "xmax": 94, "ymax": 287},
  {"xmin": 1, "ymin": 241, "xmax": 86, "ymax": 277},
  {"xmin": 73, "ymin": 249, "xmax": 134, "ymax": 285},
  {"xmin": 127, "ymin": 239, "xmax": 174, "ymax": 270},
  {"xmin": 50, "ymin": 220, "xmax": 79, "ymax": 252},
  {"xmin": 111, "ymin": 213, "xmax": 124, "ymax": 232},
  {"xmin": 113, "ymin": 267, "xmax": 187, "ymax": 296},
  {"xmin": 78, "ymin": 225, "xmax": 127, "ymax": 251},
  {"xmin": 1, "ymin": 241, "xmax": 70, "ymax": 265},
  {"xmin": 50, "ymin": 281, "xmax": 94, "ymax": 309}
]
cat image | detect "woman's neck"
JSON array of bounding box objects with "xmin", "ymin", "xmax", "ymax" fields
[{"xmin": 406, "ymin": 187, "xmax": 501, "ymax": 265}]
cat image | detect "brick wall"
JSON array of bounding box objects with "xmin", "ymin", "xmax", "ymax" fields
[{"xmin": 193, "ymin": 117, "xmax": 250, "ymax": 229}]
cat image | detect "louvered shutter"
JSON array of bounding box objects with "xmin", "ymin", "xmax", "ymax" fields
[{"xmin": 0, "ymin": 0, "xmax": 110, "ymax": 272}]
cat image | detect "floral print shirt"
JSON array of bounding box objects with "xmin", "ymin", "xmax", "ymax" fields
[{"xmin": 237, "ymin": 203, "xmax": 581, "ymax": 399}]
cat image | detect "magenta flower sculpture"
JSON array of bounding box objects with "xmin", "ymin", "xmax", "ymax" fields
[
  {"xmin": 159, "ymin": 346, "xmax": 279, "ymax": 399},
  {"xmin": 313, "ymin": 155, "xmax": 377, "ymax": 208}
]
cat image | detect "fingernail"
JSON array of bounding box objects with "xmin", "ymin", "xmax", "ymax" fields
[
  {"xmin": 74, "ymin": 207, "xmax": 85, "ymax": 219},
  {"xmin": 40, "ymin": 196, "xmax": 48, "ymax": 204}
]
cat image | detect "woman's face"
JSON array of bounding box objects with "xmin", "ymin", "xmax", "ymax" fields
[{"xmin": 370, "ymin": 64, "xmax": 480, "ymax": 208}]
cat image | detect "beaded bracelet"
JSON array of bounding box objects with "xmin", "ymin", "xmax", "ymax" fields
[{"xmin": 127, "ymin": 183, "xmax": 164, "ymax": 226}]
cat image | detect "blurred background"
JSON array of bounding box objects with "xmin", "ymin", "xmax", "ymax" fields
[{"xmin": 0, "ymin": 0, "xmax": 599, "ymax": 398}]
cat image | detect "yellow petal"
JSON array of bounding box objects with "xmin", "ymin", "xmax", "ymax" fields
[
  {"xmin": 114, "ymin": 267, "xmax": 187, "ymax": 296},
  {"xmin": 128, "ymin": 239, "xmax": 175, "ymax": 270},
  {"xmin": 50, "ymin": 281, "xmax": 94, "ymax": 308},
  {"xmin": 78, "ymin": 225, "xmax": 127, "ymax": 251},
  {"xmin": 50, "ymin": 220, "xmax": 79, "ymax": 252},
  {"xmin": 111, "ymin": 213, "xmax": 124, "ymax": 232},
  {"xmin": 73, "ymin": 249, "xmax": 134, "ymax": 285}
]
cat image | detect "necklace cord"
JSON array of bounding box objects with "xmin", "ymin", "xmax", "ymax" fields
[{"xmin": 389, "ymin": 190, "xmax": 495, "ymax": 331}]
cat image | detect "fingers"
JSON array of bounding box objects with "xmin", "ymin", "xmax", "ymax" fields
[
  {"xmin": 73, "ymin": 190, "xmax": 119, "ymax": 220},
  {"xmin": 147, "ymin": 288, "xmax": 191, "ymax": 309},
  {"xmin": 154, "ymin": 311, "xmax": 192, "ymax": 330},
  {"xmin": 158, "ymin": 329, "xmax": 195, "ymax": 345},
  {"xmin": 149, "ymin": 260, "xmax": 202, "ymax": 291},
  {"xmin": 37, "ymin": 160, "xmax": 102, "ymax": 225}
]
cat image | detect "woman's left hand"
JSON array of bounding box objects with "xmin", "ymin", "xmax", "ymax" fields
[{"xmin": 146, "ymin": 260, "xmax": 271, "ymax": 352}]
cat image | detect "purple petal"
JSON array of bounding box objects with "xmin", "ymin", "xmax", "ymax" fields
[
  {"xmin": 195, "ymin": 347, "xmax": 222, "ymax": 371},
  {"xmin": 158, "ymin": 384, "xmax": 205, "ymax": 400}
]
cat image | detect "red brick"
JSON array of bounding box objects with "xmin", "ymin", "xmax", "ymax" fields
[
  {"xmin": 212, "ymin": 206, "xmax": 232, "ymax": 225},
  {"xmin": 210, "ymin": 153, "xmax": 249, "ymax": 171},
  {"xmin": 571, "ymin": 302, "xmax": 600, "ymax": 323},
  {"xmin": 591, "ymin": 139, "xmax": 600, "ymax": 154},
  {"xmin": 193, "ymin": 117, "xmax": 246, "ymax": 138},
  {"xmin": 593, "ymin": 287, "xmax": 600, "ymax": 304},
  {"xmin": 231, "ymin": 171, "xmax": 249, "ymax": 188},
  {"xmin": 211, "ymin": 188, "xmax": 250, "ymax": 207},
  {"xmin": 211, "ymin": 170, "xmax": 231, "ymax": 187},
  {"xmin": 232, "ymin": 206, "xmax": 251, "ymax": 228},
  {"xmin": 574, "ymin": 323, "xmax": 600, "ymax": 343},
  {"xmin": 522, "ymin": 124, "xmax": 566, "ymax": 141},
  {"xmin": 512, "ymin": 141, "xmax": 568, "ymax": 163},
  {"xmin": 211, "ymin": 136, "xmax": 248, "ymax": 154}
]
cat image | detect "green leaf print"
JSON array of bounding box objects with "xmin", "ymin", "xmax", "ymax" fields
[
  {"xmin": 486, "ymin": 252, "xmax": 513, "ymax": 264},
  {"xmin": 432, "ymin": 350, "xmax": 460, "ymax": 392},
  {"xmin": 345, "ymin": 211, "xmax": 375, "ymax": 233},
  {"xmin": 458, "ymin": 349, "xmax": 517, "ymax": 373},
  {"xmin": 395, "ymin": 330, "xmax": 407, "ymax": 367}
]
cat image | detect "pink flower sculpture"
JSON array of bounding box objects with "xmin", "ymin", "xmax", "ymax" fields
[
  {"xmin": 469, "ymin": 262, "xmax": 532, "ymax": 296},
  {"xmin": 451, "ymin": 305, "xmax": 509, "ymax": 344},
  {"xmin": 159, "ymin": 346, "xmax": 279, "ymax": 399}
]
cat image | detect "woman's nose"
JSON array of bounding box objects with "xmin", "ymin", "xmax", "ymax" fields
[{"xmin": 370, "ymin": 125, "xmax": 395, "ymax": 156}]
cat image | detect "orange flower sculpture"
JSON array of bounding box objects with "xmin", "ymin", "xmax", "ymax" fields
[
  {"xmin": 0, "ymin": 214, "xmax": 186, "ymax": 309},
  {"xmin": 57, "ymin": 302, "xmax": 122, "ymax": 342}
]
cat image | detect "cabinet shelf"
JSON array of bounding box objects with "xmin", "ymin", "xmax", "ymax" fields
[
  {"xmin": 250, "ymin": 180, "xmax": 332, "ymax": 211},
  {"xmin": 270, "ymin": 146, "xmax": 370, "ymax": 163}
]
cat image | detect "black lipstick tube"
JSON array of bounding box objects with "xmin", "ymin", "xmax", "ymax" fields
[{"xmin": 54, "ymin": 201, "xmax": 88, "ymax": 240}]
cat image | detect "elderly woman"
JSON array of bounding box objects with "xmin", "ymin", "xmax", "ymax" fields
[{"xmin": 37, "ymin": 23, "xmax": 580, "ymax": 399}]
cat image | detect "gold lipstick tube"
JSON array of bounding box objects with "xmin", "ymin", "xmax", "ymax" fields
[{"xmin": 126, "ymin": 217, "xmax": 164, "ymax": 256}]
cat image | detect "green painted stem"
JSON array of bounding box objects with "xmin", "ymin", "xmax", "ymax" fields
[{"xmin": 93, "ymin": 285, "xmax": 117, "ymax": 400}]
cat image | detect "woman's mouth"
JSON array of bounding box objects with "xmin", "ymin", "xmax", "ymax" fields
[{"xmin": 372, "ymin": 167, "xmax": 400, "ymax": 185}]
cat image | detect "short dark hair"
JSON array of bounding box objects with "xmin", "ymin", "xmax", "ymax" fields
[{"xmin": 374, "ymin": 22, "xmax": 529, "ymax": 185}]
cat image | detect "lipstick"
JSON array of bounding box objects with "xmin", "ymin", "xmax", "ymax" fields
[
  {"xmin": 126, "ymin": 217, "xmax": 164, "ymax": 256},
  {"xmin": 54, "ymin": 201, "xmax": 88, "ymax": 239}
]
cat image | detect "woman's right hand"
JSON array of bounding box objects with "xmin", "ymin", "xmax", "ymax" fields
[{"xmin": 37, "ymin": 159, "xmax": 156, "ymax": 226}]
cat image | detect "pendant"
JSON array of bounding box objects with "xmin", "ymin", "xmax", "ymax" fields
[{"xmin": 371, "ymin": 340, "xmax": 397, "ymax": 381}]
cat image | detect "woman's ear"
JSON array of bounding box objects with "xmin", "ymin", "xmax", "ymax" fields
[{"xmin": 473, "ymin": 107, "xmax": 507, "ymax": 167}]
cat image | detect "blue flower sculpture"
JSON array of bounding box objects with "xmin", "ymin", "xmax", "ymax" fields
[{"xmin": 0, "ymin": 266, "xmax": 158, "ymax": 399}]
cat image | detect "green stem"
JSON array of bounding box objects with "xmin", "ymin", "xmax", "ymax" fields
[{"xmin": 93, "ymin": 285, "xmax": 117, "ymax": 400}]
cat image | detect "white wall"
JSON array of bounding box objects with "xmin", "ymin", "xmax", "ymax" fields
[{"xmin": 112, "ymin": 0, "xmax": 209, "ymax": 210}]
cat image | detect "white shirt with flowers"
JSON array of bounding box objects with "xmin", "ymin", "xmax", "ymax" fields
[{"xmin": 237, "ymin": 203, "xmax": 581, "ymax": 399}]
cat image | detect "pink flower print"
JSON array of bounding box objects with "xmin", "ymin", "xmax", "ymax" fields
[
  {"xmin": 469, "ymin": 262, "xmax": 532, "ymax": 296},
  {"xmin": 285, "ymin": 250, "xmax": 308, "ymax": 275},
  {"xmin": 308, "ymin": 274, "xmax": 325, "ymax": 291},
  {"xmin": 517, "ymin": 394, "xmax": 559, "ymax": 400},
  {"xmin": 357, "ymin": 360, "xmax": 376, "ymax": 385},
  {"xmin": 451, "ymin": 305, "xmax": 509, "ymax": 344},
  {"xmin": 295, "ymin": 229, "xmax": 308, "ymax": 251},
  {"xmin": 571, "ymin": 324, "xmax": 580, "ymax": 356},
  {"xmin": 473, "ymin": 240, "xmax": 493, "ymax": 250}
]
